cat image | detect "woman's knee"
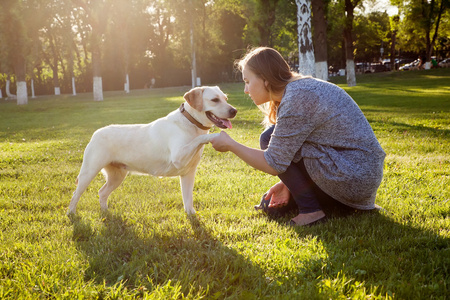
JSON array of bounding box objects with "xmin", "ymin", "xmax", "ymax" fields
[{"xmin": 259, "ymin": 125, "xmax": 275, "ymax": 150}]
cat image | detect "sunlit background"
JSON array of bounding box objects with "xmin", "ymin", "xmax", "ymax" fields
[{"xmin": 0, "ymin": 0, "xmax": 449, "ymax": 96}]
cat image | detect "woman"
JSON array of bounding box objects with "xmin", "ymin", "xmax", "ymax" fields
[{"xmin": 210, "ymin": 47, "xmax": 385, "ymax": 226}]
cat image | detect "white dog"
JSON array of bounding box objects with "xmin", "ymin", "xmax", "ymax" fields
[{"xmin": 67, "ymin": 86, "xmax": 237, "ymax": 215}]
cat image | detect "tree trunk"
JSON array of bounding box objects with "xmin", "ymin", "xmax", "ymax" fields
[
  {"xmin": 296, "ymin": 0, "xmax": 315, "ymax": 76},
  {"xmin": 53, "ymin": 62, "xmax": 61, "ymax": 95},
  {"xmin": 6, "ymin": 76, "xmax": 16, "ymax": 99},
  {"xmin": 190, "ymin": 14, "xmax": 197, "ymax": 88},
  {"xmin": 92, "ymin": 32, "xmax": 103, "ymax": 101},
  {"xmin": 311, "ymin": 0, "xmax": 328, "ymax": 80},
  {"xmin": 390, "ymin": 30, "xmax": 396, "ymax": 70},
  {"xmin": 258, "ymin": 0, "xmax": 278, "ymax": 46},
  {"xmin": 16, "ymin": 81, "xmax": 28, "ymax": 105},
  {"xmin": 15, "ymin": 58, "xmax": 28, "ymax": 105},
  {"xmin": 72, "ymin": 77, "xmax": 77, "ymax": 96},
  {"xmin": 48, "ymin": 32, "xmax": 61, "ymax": 95},
  {"xmin": 344, "ymin": 0, "xmax": 358, "ymax": 87},
  {"xmin": 425, "ymin": 0, "xmax": 445, "ymax": 69},
  {"xmin": 124, "ymin": 74, "xmax": 130, "ymax": 93},
  {"xmin": 69, "ymin": 49, "xmax": 77, "ymax": 96},
  {"xmin": 31, "ymin": 78, "xmax": 36, "ymax": 98},
  {"xmin": 93, "ymin": 76, "xmax": 103, "ymax": 100},
  {"xmin": 122, "ymin": 20, "xmax": 130, "ymax": 93}
]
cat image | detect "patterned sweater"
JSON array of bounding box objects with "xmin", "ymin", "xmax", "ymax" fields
[{"xmin": 264, "ymin": 78, "xmax": 385, "ymax": 209}]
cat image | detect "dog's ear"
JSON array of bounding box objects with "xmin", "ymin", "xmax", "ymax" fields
[{"xmin": 183, "ymin": 87, "xmax": 204, "ymax": 111}]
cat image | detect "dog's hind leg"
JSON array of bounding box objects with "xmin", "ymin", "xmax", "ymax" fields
[
  {"xmin": 98, "ymin": 164, "xmax": 128, "ymax": 211},
  {"xmin": 180, "ymin": 168, "xmax": 197, "ymax": 215},
  {"xmin": 67, "ymin": 165, "xmax": 103, "ymax": 215}
]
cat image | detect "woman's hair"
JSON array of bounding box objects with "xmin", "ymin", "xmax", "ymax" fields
[{"xmin": 235, "ymin": 47, "xmax": 304, "ymax": 125}]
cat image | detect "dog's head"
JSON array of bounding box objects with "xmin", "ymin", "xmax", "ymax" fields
[{"xmin": 183, "ymin": 86, "xmax": 237, "ymax": 129}]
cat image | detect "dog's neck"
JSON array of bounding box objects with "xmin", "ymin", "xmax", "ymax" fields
[{"xmin": 179, "ymin": 103, "xmax": 211, "ymax": 131}]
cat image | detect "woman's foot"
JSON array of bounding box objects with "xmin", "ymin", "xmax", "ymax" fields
[{"xmin": 290, "ymin": 210, "xmax": 326, "ymax": 226}]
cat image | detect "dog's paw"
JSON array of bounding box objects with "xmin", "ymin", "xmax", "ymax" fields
[
  {"xmin": 206, "ymin": 132, "xmax": 220, "ymax": 142},
  {"xmin": 66, "ymin": 209, "xmax": 78, "ymax": 223},
  {"xmin": 185, "ymin": 208, "xmax": 196, "ymax": 215}
]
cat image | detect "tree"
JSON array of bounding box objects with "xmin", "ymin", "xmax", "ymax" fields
[
  {"xmin": 343, "ymin": 0, "xmax": 361, "ymax": 86},
  {"xmin": 353, "ymin": 11, "xmax": 391, "ymax": 62},
  {"xmin": 106, "ymin": 0, "xmax": 148, "ymax": 93},
  {"xmin": 56, "ymin": 0, "xmax": 79, "ymax": 96},
  {"xmin": 312, "ymin": 0, "xmax": 328, "ymax": 80},
  {"xmin": 390, "ymin": 15, "xmax": 400, "ymax": 70},
  {"xmin": 393, "ymin": 0, "xmax": 449, "ymax": 68},
  {"xmin": 0, "ymin": 0, "xmax": 29, "ymax": 105},
  {"xmin": 296, "ymin": 0, "xmax": 315, "ymax": 76},
  {"xmin": 72, "ymin": 0, "xmax": 110, "ymax": 101},
  {"xmin": 326, "ymin": 0, "xmax": 345, "ymax": 72},
  {"xmin": 256, "ymin": 0, "xmax": 280, "ymax": 46}
]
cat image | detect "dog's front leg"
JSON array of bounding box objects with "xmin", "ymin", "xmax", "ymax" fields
[
  {"xmin": 171, "ymin": 133, "xmax": 219, "ymax": 169},
  {"xmin": 180, "ymin": 169, "xmax": 196, "ymax": 214}
]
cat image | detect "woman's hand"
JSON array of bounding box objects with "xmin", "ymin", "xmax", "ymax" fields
[
  {"xmin": 266, "ymin": 181, "xmax": 291, "ymax": 207},
  {"xmin": 210, "ymin": 131, "xmax": 235, "ymax": 152},
  {"xmin": 210, "ymin": 131, "xmax": 279, "ymax": 176}
]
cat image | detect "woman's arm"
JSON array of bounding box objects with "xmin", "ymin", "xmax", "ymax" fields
[{"xmin": 210, "ymin": 131, "xmax": 279, "ymax": 176}]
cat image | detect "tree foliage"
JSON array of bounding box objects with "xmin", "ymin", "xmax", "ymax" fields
[
  {"xmin": 392, "ymin": 0, "xmax": 450, "ymax": 62},
  {"xmin": 0, "ymin": 0, "xmax": 449, "ymax": 98}
]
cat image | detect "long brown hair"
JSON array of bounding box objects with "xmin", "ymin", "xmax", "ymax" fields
[{"xmin": 235, "ymin": 47, "xmax": 304, "ymax": 125}]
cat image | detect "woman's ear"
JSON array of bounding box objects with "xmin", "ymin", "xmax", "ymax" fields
[{"xmin": 264, "ymin": 80, "xmax": 270, "ymax": 91}]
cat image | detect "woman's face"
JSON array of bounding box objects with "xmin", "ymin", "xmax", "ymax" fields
[{"xmin": 242, "ymin": 66, "xmax": 270, "ymax": 106}]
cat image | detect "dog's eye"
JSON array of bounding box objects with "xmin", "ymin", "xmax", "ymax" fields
[{"xmin": 211, "ymin": 98, "xmax": 220, "ymax": 103}]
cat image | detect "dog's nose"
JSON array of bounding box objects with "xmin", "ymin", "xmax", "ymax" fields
[{"xmin": 229, "ymin": 107, "xmax": 237, "ymax": 118}]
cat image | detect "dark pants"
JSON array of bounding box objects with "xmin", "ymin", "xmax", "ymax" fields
[{"xmin": 260, "ymin": 125, "xmax": 354, "ymax": 216}]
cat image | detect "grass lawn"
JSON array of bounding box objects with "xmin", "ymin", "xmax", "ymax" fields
[{"xmin": 0, "ymin": 69, "xmax": 449, "ymax": 299}]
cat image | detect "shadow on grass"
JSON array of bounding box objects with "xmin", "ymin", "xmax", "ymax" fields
[
  {"xmin": 282, "ymin": 211, "xmax": 450, "ymax": 298},
  {"xmin": 71, "ymin": 212, "xmax": 270, "ymax": 298},
  {"xmin": 366, "ymin": 118, "xmax": 450, "ymax": 137}
]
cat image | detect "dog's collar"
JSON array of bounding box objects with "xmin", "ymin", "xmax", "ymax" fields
[{"xmin": 179, "ymin": 103, "xmax": 211, "ymax": 131}]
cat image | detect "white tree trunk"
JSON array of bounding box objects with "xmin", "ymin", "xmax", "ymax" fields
[
  {"xmin": 72, "ymin": 77, "xmax": 77, "ymax": 96},
  {"xmin": 54, "ymin": 87, "xmax": 61, "ymax": 95},
  {"xmin": 6, "ymin": 80, "xmax": 16, "ymax": 99},
  {"xmin": 346, "ymin": 59, "xmax": 356, "ymax": 87},
  {"xmin": 296, "ymin": 0, "xmax": 315, "ymax": 76},
  {"xmin": 93, "ymin": 76, "xmax": 103, "ymax": 101},
  {"xmin": 124, "ymin": 73, "xmax": 130, "ymax": 93},
  {"xmin": 0, "ymin": 88, "xmax": 2, "ymax": 98},
  {"xmin": 31, "ymin": 79, "xmax": 36, "ymax": 98},
  {"xmin": 315, "ymin": 61, "xmax": 328, "ymax": 81},
  {"xmin": 16, "ymin": 81, "xmax": 28, "ymax": 105}
]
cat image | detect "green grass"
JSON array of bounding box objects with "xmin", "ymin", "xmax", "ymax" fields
[{"xmin": 1, "ymin": 69, "xmax": 449, "ymax": 299}]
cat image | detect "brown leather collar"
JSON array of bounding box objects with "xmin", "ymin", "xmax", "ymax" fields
[{"xmin": 179, "ymin": 103, "xmax": 211, "ymax": 130}]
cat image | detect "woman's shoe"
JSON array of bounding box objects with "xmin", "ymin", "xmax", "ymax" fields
[
  {"xmin": 254, "ymin": 193, "xmax": 297, "ymax": 218},
  {"xmin": 254, "ymin": 193, "xmax": 271, "ymax": 211},
  {"xmin": 290, "ymin": 210, "xmax": 327, "ymax": 226}
]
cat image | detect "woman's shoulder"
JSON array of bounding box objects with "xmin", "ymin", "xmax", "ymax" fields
[
  {"xmin": 286, "ymin": 78, "xmax": 346, "ymax": 102},
  {"xmin": 284, "ymin": 77, "xmax": 324, "ymax": 100},
  {"xmin": 288, "ymin": 77, "xmax": 336, "ymax": 89},
  {"xmin": 280, "ymin": 79, "xmax": 322, "ymax": 114}
]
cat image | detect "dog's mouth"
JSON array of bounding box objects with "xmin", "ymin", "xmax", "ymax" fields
[{"xmin": 206, "ymin": 112, "xmax": 232, "ymax": 129}]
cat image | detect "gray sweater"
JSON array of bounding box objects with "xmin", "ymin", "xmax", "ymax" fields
[{"xmin": 264, "ymin": 78, "xmax": 385, "ymax": 209}]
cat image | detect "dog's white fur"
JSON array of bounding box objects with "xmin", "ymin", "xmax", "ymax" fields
[{"xmin": 67, "ymin": 86, "xmax": 236, "ymax": 215}]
